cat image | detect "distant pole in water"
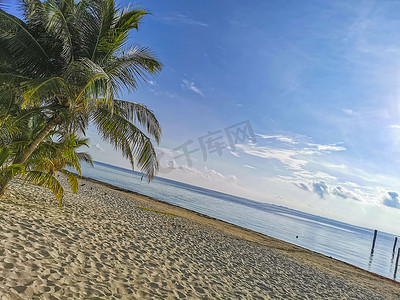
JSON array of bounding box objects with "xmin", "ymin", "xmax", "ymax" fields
[
  {"xmin": 371, "ymin": 229, "xmax": 378, "ymax": 254},
  {"xmin": 394, "ymin": 248, "xmax": 400, "ymax": 278},
  {"xmin": 393, "ymin": 237, "xmax": 398, "ymax": 255}
]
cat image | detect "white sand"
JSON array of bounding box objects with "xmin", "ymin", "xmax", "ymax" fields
[{"xmin": 0, "ymin": 176, "xmax": 399, "ymax": 299}]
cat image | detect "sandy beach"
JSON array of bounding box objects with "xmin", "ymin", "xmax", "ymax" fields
[{"xmin": 1, "ymin": 176, "xmax": 399, "ymax": 299}]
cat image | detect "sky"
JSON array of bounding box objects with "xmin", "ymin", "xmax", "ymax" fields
[{"xmin": 6, "ymin": 0, "xmax": 400, "ymax": 235}]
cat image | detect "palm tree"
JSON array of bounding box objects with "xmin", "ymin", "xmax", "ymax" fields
[
  {"xmin": 0, "ymin": 0, "xmax": 162, "ymax": 196},
  {"xmin": 1, "ymin": 129, "xmax": 93, "ymax": 207},
  {"xmin": 0, "ymin": 105, "xmax": 94, "ymax": 206},
  {"xmin": 0, "ymin": 83, "xmax": 93, "ymax": 205}
]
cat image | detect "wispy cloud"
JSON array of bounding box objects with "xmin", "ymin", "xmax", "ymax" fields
[
  {"xmin": 160, "ymin": 14, "xmax": 208, "ymax": 27},
  {"xmin": 148, "ymin": 80, "xmax": 158, "ymax": 86},
  {"xmin": 307, "ymin": 143, "xmax": 346, "ymax": 152},
  {"xmin": 383, "ymin": 192, "xmax": 400, "ymax": 209},
  {"xmin": 149, "ymin": 88, "xmax": 176, "ymax": 98},
  {"xmin": 230, "ymin": 151, "xmax": 240, "ymax": 157},
  {"xmin": 156, "ymin": 146, "xmax": 236, "ymax": 183},
  {"xmin": 181, "ymin": 79, "xmax": 204, "ymax": 96},
  {"xmin": 295, "ymin": 180, "xmax": 362, "ymax": 201},
  {"xmin": 342, "ymin": 108, "xmax": 360, "ymax": 116},
  {"xmin": 389, "ymin": 125, "xmax": 400, "ymax": 129},
  {"xmin": 236, "ymin": 135, "xmax": 346, "ymax": 171},
  {"xmin": 312, "ymin": 181, "xmax": 329, "ymax": 198},
  {"xmin": 332, "ymin": 186, "xmax": 361, "ymax": 201},
  {"xmin": 294, "ymin": 182, "xmax": 311, "ymax": 192},
  {"xmin": 244, "ymin": 165, "xmax": 256, "ymax": 169},
  {"xmin": 256, "ymin": 134, "xmax": 297, "ymax": 144},
  {"xmin": 95, "ymin": 143, "xmax": 105, "ymax": 152},
  {"xmin": 237, "ymin": 145, "xmax": 309, "ymax": 170}
]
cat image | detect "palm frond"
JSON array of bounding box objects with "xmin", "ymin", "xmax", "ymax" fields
[
  {"xmin": 0, "ymin": 73, "xmax": 32, "ymax": 85},
  {"xmin": 74, "ymin": 0, "xmax": 117, "ymax": 60},
  {"xmin": 0, "ymin": 164, "xmax": 25, "ymax": 183},
  {"xmin": 77, "ymin": 152, "xmax": 93, "ymax": 165},
  {"xmin": 92, "ymin": 104, "xmax": 159, "ymax": 180},
  {"xmin": 21, "ymin": 77, "xmax": 69, "ymax": 107},
  {"xmin": 65, "ymin": 58, "xmax": 111, "ymax": 106},
  {"xmin": 0, "ymin": 147, "xmax": 11, "ymax": 166},
  {"xmin": 42, "ymin": 0, "xmax": 74, "ymax": 62},
  {"xmin": 99, "ymin": 8, "xmax": 147, "ymax": 58},
  {"xmin": 113, "ymin": 99, "xmax": 161, "ymax": 143},
  {"xmin": 0, "ymin": 8, "xmax": 51, "ymax": 75},
  {"xmin": 105, "ymin": 46, "xmax": 162, "ymax": 93},
  {"xmin": 60, "ymin": 169, "xmax": 78, "ymax": 193}
]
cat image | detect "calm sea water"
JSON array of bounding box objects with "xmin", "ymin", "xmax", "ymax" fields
[{"xmin": 81, "ymin": 161, "xmax": 400, "ymax": 281}]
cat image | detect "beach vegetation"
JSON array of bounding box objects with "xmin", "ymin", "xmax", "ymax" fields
[
  {"xmin": 0, "ymin": 0, "xmax": 162, "ymax": 204},
  {"xmin": 137, "ymin": 206, "xmax": 177, "ymax": 216},
  {"xmin": 0, "ymin": 102, "xmax": 93, "ymax": 206}
]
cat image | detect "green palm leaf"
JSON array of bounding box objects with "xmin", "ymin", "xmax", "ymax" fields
[
  {"xmin": 0, "ymin": 8, "xmax": 51, "ymax": 75},
  {"xmin": 113, "ymin": 99, "xmax": 161, "ymax": 143},
  {"xmin": 60, "ymin": 169, "xmax": 78, "ymax": 193},
  {"xmin": 22, "ymin": 77, "xmax": 69, "ymax": 107},
  {"xmin": 42, "ymin": 0, "xmax": 74, "ymax": 62},
  {"xmin": 93, "ymin": 104, "xmax": 159, "ymax": 180},
  {"xmin": 105, "ymin": 46, "xmax": 162, "ymax": 92}
]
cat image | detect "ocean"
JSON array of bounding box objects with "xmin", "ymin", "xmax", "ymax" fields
[{"xmin": 80, "ymin": 161, "xmax": 400, "ymax": 282}]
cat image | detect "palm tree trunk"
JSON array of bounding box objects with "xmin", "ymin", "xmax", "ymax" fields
[
  {"xmin": 0, "ymin": 116, "xmax": 59, "ymax": 196},
  {"xmin": 14, "ymin": 116, "xmax": 59, "ymax": 165}
]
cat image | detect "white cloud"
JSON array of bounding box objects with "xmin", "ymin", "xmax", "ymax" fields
[
  {"xmin": 181, "ymin": 79, "xmax": 204, "ymax": 96},
  {"xmin": 389, "ymin": 125, "xmax": 400, "ymax": 129},
  {"xmin": 156, "ymin": 147, "xmax": 232, "ymax": 182},
  {"xmin": 255, "ymin": 133, "xmax": 297, "ymax": 144},
  {"xmin": 236, "ymin": 137, "xmax": 345, "ymax": 172},
  {"xmin": 244, "ymin": 165, "xmax": 256, "ymax": 169},
  {"xmin": 332, "ymin": 186, "xmax": 361, "ymax": 202},
  {"xmin": 255, "ymin": 134, "xmax": 346, "ymax": 153},
  {"xmin": 227, "ymin": 175, "xmax": 239, "ymax": 184},
  {"xmin": 149, "ymin": 88, "xmax": 176, "ymax": 98},
  {"xmin": 342, "ymin": 108, "xmax": 360, "ymax": 116},
  {"xmin": 308, "ymin": 143, "xmax": 346, "ymax": 152},
  {"xmin": 294, "ymin": 180, "xmax": 362, "ymax": 201},
  {"xmin": 293, "ymin": 182, "xmax": 311, "ymax": 192},
  {"xmin": 237, "ymin": 144, "xmax": 309, "ymax": 170},
  {"xmin": 148, "ymin": 80, "xmax": 158, "ymax": 86},
  {"xmin": 95, "ymin": 143, "xmax": 105, "ymax": 152},
  {"xmin": 161, "ymin": 14, "xmax": 209, "ymax": 27},
  {"xmin": 383, "ymin": 192, "xmax": 400, "ymax": 209},
  {"xmin": 230, "ymin": 151, "xmax": 240, "ymax": 157},
  {"xmin": 291, "ymin": 170, "xmax": 338, "ymax": 182},
  {"xmin": 176, "ymin": 165, "xmax": 225, "ymax": 180},
  {"xmin": 312, "ymin": 181, "xmax": 329, "ymax": 198}
]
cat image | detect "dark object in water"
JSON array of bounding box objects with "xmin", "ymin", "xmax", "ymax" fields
[
  {"xmin": 371, "ymin": 230, "xmax": 378, "ymax": 254},
  {"xmin": 394, "ymin": 248, "xmax": 400, "ymax": 278},
  {"xmin": 296, "ymin": 236, "xmax": 298, "ymax": 238}
]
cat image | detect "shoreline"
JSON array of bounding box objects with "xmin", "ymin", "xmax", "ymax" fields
[
  {"xmin": 83, "ymin": 175, "xmax": 400, "ymax": 281},
  {"xmin": 1, "ymin": 176, "xmax": 400, "ymax": 299}
]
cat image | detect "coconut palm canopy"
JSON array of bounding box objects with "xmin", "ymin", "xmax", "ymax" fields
[{"xmin": 0, "ymin": 0, "xmax": 162, "ymax": 202}]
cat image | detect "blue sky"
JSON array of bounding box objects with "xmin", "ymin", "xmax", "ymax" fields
[{"xmin": 6, "ymin": 0, "xmax": 400, "ymax": 234}]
